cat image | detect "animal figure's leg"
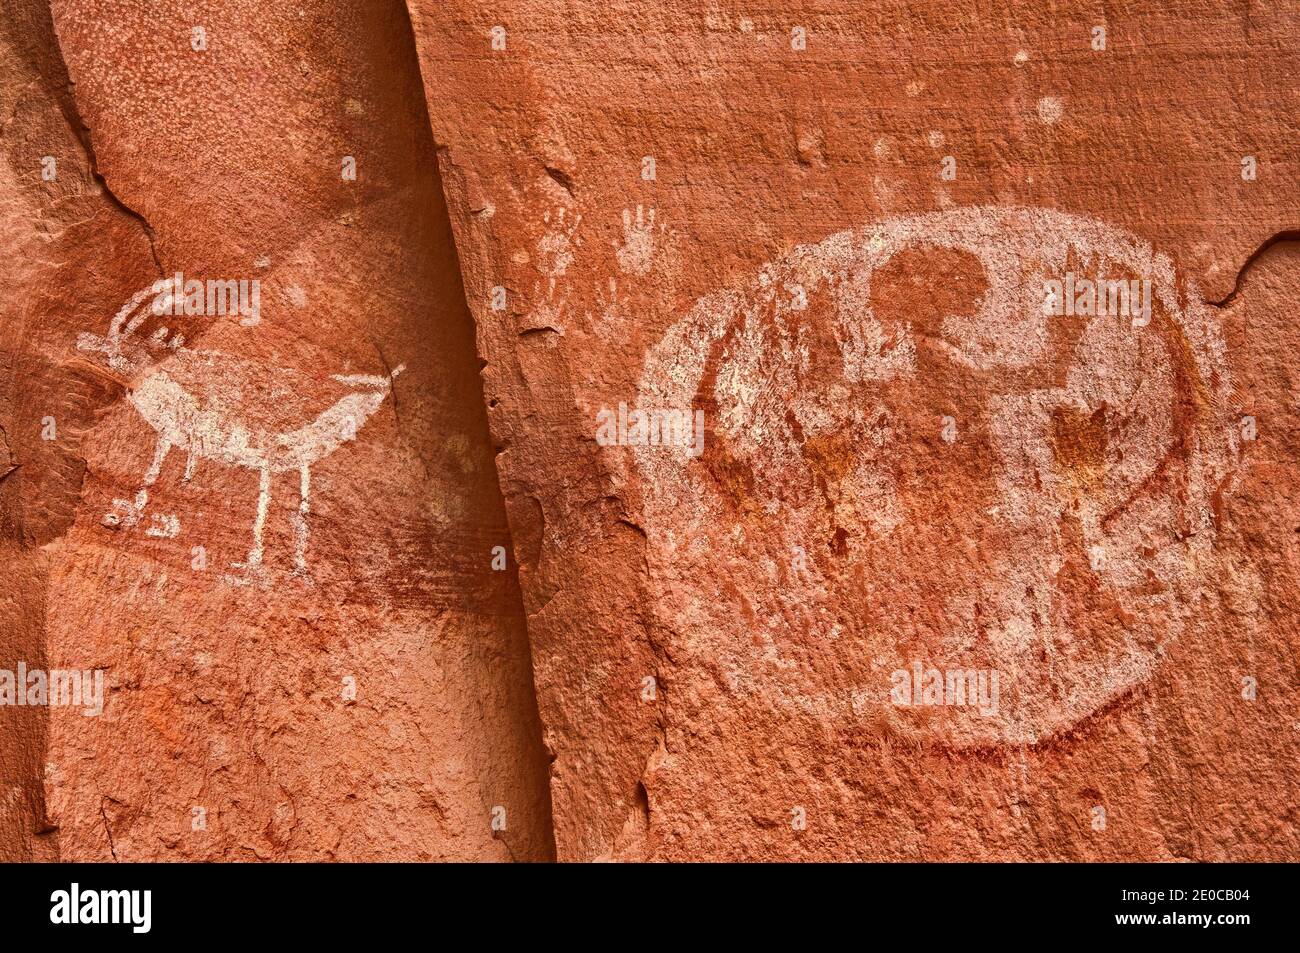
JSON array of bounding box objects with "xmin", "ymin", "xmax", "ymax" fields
[
  {"xmin": 241, "ymin": 466, "xmax": 271, "ymax": 570},
  {"xmin": 292, "ymin": 465, "xmax": 310, "ymax": 576},
  {"xmin": 105, "ymin": 436, "xmax": 170, "ymax": 528}
]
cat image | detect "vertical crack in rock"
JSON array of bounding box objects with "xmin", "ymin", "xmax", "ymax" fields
[
  {"xmin": 30, "ymin": 2, "xmax": 164, "ymax": 276},
  {"xmin": 397, "ymin": 0, "xmax": 557, "ymax": 858},
  {"xmin": 402, "ymin": 0, "xmax": 668, "ymax": 861},
  {"xmin": 98, "ymin": 796, "xmax": 118, "ymax": 861},
  {"xmin": 69, "ymin": 141, "xmax": 165, "ymax": 277},
  {"xmin": 47, "ymin": 71, "xmax": 165, "ymax": 276}
]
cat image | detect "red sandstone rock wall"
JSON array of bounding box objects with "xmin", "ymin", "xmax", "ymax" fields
[
  {"xmin": 4, "ymin": 0, "xmax": 550, "ymax": 862},
  {"xmin": 2, "ymin": 0, "xmax": 1297, "ymax": 861}
]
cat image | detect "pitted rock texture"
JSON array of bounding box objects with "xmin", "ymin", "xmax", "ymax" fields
[
  {"xmin": 406, "ymin": 0, "xmax": 1300, "ymax": 860},
  {"xmin": 5, "ymin": 0, "xmax": 551, "ymax": 861},
  {"xmin": 3, "ymin": 0, "xmax": 1299, "ymax": 863}
]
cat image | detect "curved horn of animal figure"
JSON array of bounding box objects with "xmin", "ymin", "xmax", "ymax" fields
[{"xmin": 77, "ymin": 276, "xmax": 181, "ymax": 372}]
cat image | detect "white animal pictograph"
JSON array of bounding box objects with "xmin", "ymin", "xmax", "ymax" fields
[{"xmin": 78, "ymin": 277, "xmax": 403, "ymax": 578}]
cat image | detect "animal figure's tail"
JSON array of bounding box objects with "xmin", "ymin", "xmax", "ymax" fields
[
  {"xmin": 276, "ymin": 364, "xmax": 405, "ymax": 465},
  {"xmin": 330, "ymin": 363, "xmax": 405, "ymax": 391}
]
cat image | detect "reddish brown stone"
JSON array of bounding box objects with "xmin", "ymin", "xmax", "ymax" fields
[
  {"xmin": 406, "ymin": 1, "xmax": 1300, "ymax": 859},
  {"xmin": 4, "ymin": 0, "xmax": 551, "ymax": 861},
  {"xmin": 3, "ymin": 0, "xmax": 1298, "ymax": 864}
]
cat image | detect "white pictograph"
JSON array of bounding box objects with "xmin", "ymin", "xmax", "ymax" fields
[
  {"xmin": 634, "ymin": 206, "xmax": 1241, "ymax": 747},
  {"xmin": 615, "ymin": 205, "xmax": 664, "ymax": 277},
  {"xmin": 78, "ymin": 277, "xmax": 403, "ymax": 577}
]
